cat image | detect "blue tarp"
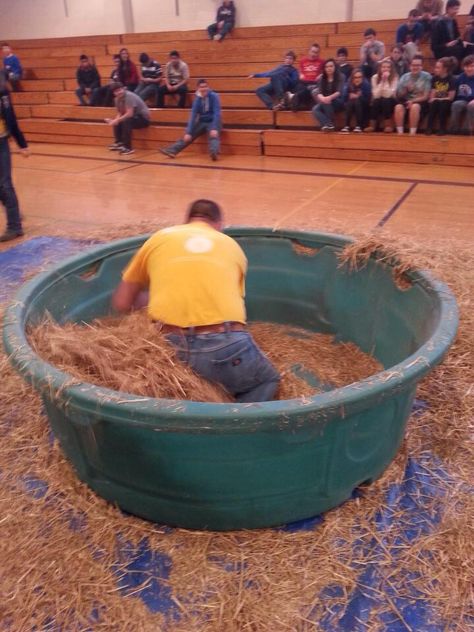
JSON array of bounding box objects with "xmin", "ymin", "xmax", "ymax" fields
[{"xmin": 1, "ymin": 237, "xmax": 466, "ymax": 631}]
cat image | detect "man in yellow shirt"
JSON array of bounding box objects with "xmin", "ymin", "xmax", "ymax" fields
[{"xmin": 112, "ymin": 199, "xmax": 280, "ymax": 402}]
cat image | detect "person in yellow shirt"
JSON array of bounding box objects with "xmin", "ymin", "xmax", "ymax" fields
[{"xmin": 112, "ymin": 199, "xmax": 280, "ymax": 402}]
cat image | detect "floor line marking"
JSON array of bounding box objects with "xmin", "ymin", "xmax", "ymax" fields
[
  {"xmin": 272, "ymin": 162, "xmax": 369, "ymax": 230},
  {"xmin": 15, "ymin": 149, "xmax": 474, "ymax": 188},
  {"xmin": 375, "ymin": 183, "xmax": 418, "ymax": 228}
]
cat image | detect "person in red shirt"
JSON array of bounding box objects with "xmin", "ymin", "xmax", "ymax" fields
[
  {"xmin": 117, "ymin": 48, "xmax": 139, "ymax": 92},
  {"xmin": 287, "ymin": 43, "xmax": 325, "ymax": 111}
]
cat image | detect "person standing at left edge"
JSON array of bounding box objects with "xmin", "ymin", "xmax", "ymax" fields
[{"xmin": 0, "ymin": 70, "xmax": 29, "ymax": 242}]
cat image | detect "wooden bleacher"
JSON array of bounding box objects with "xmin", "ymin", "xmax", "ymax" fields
[{"xmin": 10, "ymin": 15, "xmax": 474, "ymax": 166}]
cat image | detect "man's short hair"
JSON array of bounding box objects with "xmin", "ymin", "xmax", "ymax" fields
[
  {"xmin": 337, "ymin": 47, "xmax": 348, "ymax": 56},
  {"xmin": 285, "ymin": 50, "xmax": 296, "ymax": 60},
  {"xmin": 197, "ymin": 78, "xmax": 208, "ymax": 86},
  {"xmin": 364, "ymin": 28, "xmax": 376, "ymax": 37},
  {"xmin": 109, "ymin": 81, "xmax": 124, "ymax": 92},
  {"xmin": 80, "ymin": 54, "xmax": 88, "ymax": 61},
  {"xmin": 462, "ymin": 54, "xmax": 474, "ymax": 66},
  {"xmin": 169, "ymin": 50, "xmax": 180, "ymax": 58},
  {"xmin": 408, "ymin": 9, "xmax": 421, "ymax": 17},
  {"xmin": 412, "ymin": 54, "xmax": 424, "ymax": 62},
  {"xmin": 187, "ymin": 199, "xmax": 222, "ymax": 224},
  {"xmin": 139, "ymin": 53, "xmax": 149, "ymax": 64},
  {"xmin": 446, "ymin": 0, "xmax": 460, "ymax": 8},
  {"xmin": 311, "ymin": 43, "xmax": 320, "ymax": 49}
]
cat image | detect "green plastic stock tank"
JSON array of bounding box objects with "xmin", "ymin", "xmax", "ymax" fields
[{"xmin": 3, "ymin": 229, "xmax": 458, "ymax": 530}]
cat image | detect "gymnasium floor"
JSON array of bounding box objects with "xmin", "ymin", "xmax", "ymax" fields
[{"xmin": 6, "ymin": 142, "xmax": 474, "ymax": 246}]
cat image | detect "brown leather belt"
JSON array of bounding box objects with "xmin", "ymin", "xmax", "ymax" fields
[{"xmin": 155, "ymin": 321, "xmax": 247, "ymax": 335}]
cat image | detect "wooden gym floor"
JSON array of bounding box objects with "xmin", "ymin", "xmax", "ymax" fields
[{"xmin": 5, "ymin": 141, "xmax": 474, "ymax": 246}]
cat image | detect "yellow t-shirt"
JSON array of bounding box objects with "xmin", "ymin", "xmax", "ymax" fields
[{"xmin": 122, "ymin": 221, "xmax": 248, "ymax": 326}]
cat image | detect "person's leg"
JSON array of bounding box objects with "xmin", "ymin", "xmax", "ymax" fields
[
  {"xmin": 343, "ymin": 100, "xmax": 354, "ymax": 128},
  {"xmin": 9, "ymin": 74, "xmax": 21, "ymax": 92},
  {"xmin": 312, "ymin": 103, "xmax": 330, "ymax": 128},
  {"xmin": 367, "ymin": 98, "xmax": 381, "ymax": 130},
  {"xmin": 162, "ymin": 122, "xmax": 207, "ymax": 156},
  {"xmin": 156, "ymin": 84, "xmax": 170, "ymax": 108},
  {"xmin": 89, "ymin": 86, "xmax": 101, "ymax": 106},
  {"xmin": 167, "ymin": 331, "xmax": 280, "ymax": 403},
  {"xmin": 449, "ymin": 100, "xmax": 466, "ymax": 132},
  {"xmin": 437, "ymin": 100, "xmax": 451, "ymax": 133},
  {"xmin": 176, "ymin": 85, "xmax": 188, "ymax": 108},
  {"xmin": 0, "ymin": 137, "xmax": 23, "ymax": 237},
  {"xmin": 394, "ymin": 103, "xmax": 406, "ymax": 133},
  {"xmin": 270, "ymin": 75, "xmax": 285, "ymax": 102},
  {"xmin": 205, "ymin": 122, "xmax": 221, "ymax": 158},
  {"xmin": 75, "ymin": 87, "xmax": 86, "ymax": 105},
  {"xmin": 426, "ymin": 100, "xmax": 438, "ymax": 133},
  {"xmin": 408, "ymin": 103, "xmax": 421, "ymax": 134},
  {"xmin": 256, "ymin": 83, "xmax": 275, "ymax": 109},
  {"xmin": 208, "ymin": 23, "xmax": 218, "ymax": 39},
  {"xmin": 382, "ymin": 97, "xmax": 396, "ymax": 131},
  {"xmin": 354, "ymin": 97, "xmax": 366, "ymax": 128},
  {"xmin": 138, "ymin": 83, "xmax": 158, "ymax": 103},
  {"xmin": 219, "ymin": 22, "xmax": 233, "ymax": 40}
]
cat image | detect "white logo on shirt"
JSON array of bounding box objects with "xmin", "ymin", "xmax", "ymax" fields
[{"xmin": 184, "ymin": 235, "xmax": 214, "ymax": 253}]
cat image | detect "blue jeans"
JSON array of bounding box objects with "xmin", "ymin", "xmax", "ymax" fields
[
  {"xmin": 167, "ymin": 121, "xmax": 221, "ymax": 156},
  {"xmin": 0, "ymin": 136, "xmax": 22, "ymax": 232},
  {"xmin": 166, "ymin": 330, "xmax": 280, "ymax": 403},
  {"xmin": 312, "ymin": 98, "xmax": 344, "ymax": 127},
  {"xmin": 256, "ymin": 75, "xmax": 290, "ymax": 109},
  {"xmin": 208, "ymin": 21, "xmax": 233, "ymax": 40},
  {"xmin": 75, "ymin": 86, "xmax": 100, "ymax": 105}
]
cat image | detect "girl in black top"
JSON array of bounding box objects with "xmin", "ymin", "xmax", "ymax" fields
[
  {"xmin": 312, "ymin": 59, "xmax": 346, "ymax": 131},
  {"xmin": 426, "ymin": 57, "xmax": 456, "ymax": 134}
]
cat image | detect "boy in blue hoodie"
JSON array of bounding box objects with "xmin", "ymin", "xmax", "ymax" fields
[
  {"xmin": 250, "ymin": 52, "xmax": 299, "ymax": 110},
  {"xmin": 0, "ymin": 71, "xmax": 29, "ymax": 242},
  {"xmin": 159, "ymin": 79, "xmax": 222, "ymax": 160},
  {"xmin": 449, "ymin": 54, "xmax": 474, "ymax": 134},
  {"xmin": 2, "ymin": 43, "xmax": 23, "ymax": 92}
]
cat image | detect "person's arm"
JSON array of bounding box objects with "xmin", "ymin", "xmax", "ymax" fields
[
  {"xmin": 371, "ymin": 42, "xmax": 385, "ymax": 62},
  {"xmin": 112, "ymin": 244, "xmax": 150, "ymax": 312},
  {"xmin": 411, "ymin": 76, "xmax": 431, "ymax": 103},
  {"xmin": 105, "ymin": 95, "xmax": 135, "ymax": 125},
  {"xmin": 112, "ymin": 281, "xmax": 143, "ymax": 312},
  {"xmin": 76, "ymin": 68, "xmax": 84, "ymax": 88},
  {"xmin": 3, "ymin": 94, "xmax": 28, "ymax": 150},
  {"xmin": 172, "ymin": 62, "xmax": 190, "ymax": 90}
]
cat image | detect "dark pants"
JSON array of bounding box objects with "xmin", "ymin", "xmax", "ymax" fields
[
  {"xmin": 135, "ymin": 83, "xmax": 160, "ymax": 105},
  {"xmin": 91, "ymin": 85, "xmax": 114, "ymax": 107},
  {"xmin": 208, "ymin": 21, "xmax": 233, "ymax": 40},
  {"xmin": 75, "ymin": 86, "xmax": 100, "ymax": 106},
  {"xmin": 344, "ymin": 97, "xmax": 369, "ymax": 128},
  {"xmin": 166, "ymin": 121, "xmax": 221, "ymax": 156},
  {"xmin": 7, "ymin": 73, "xmax": 21, "ymax": 92},
  {"xmin": 291, "ymin": 81, "xmax": 318, "ymax": 110},
  {"xmin": 166, "ymin": 330, "xmax": 280, "ymax": 403},
  {"xmin": 427, "ymin": 99, "xmax": 452, "ymax": 131},
  {"xmin": 157, "ymin": 84, "xmax": 188, "ymax": 108},
  {"xmin": 371, "ymin": 97, "xmax": 396, "ymax": 127},
  {"xmin": 256, "ymin": 75, "xmax": 291, "ymax": 109},
  {"xmin": 113, "ymin": 114, "xmax": 150, "ymax": 149},
  {"xmin": 0, "ymin": 136, "xmax": 22, "ymax": 232}
]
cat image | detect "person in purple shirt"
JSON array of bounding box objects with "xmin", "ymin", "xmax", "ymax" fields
[
  {"xmin": 159, "ymin": 79, "xmax": 222, "ymax": 160},
  {"xmin": 250, "ymin": 52, "xmax": 299, "ymax": 110},
  {"xmin": 2, "ymin": 43, "xmax": 22, "ymax": 92}
]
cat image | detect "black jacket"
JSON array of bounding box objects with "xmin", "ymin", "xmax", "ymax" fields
[
  {"xmin": 216, "ymin": 2, "xmax": 236, "ymax": 25},
  {"xmin": 431, "ymin": 16, "xmax": 461, "ymax": 55},
  {"xmin": 76, "ymin": 65, "xmax": 101, "ymax": 89},
  {"xmin": 0, "ymin": 89, "xmax": 27, "ymax": 148}
]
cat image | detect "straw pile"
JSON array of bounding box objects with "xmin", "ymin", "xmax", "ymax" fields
[
  {"xmin": 28, "ymin": 315, "xmax": 381, "ymax": 403},
  {"xmin": 1, "ymin": 227, "xmax": 473, "ymax": 632}
]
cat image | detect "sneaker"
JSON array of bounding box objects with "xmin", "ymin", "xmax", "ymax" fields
[
  {"xmin": 363, "ymin": 126, "xmax": 375, "ymax": 133},
  {"xmin": 159, "ymin": 147, "xmax": 177, "ymax": 158},
  {"xmin": 321, "ymin": 125, "xmax": 330, "ymax": 132},
  {"xmin": 108, "ymin": 142, "xmax": 123, "ymax": 151},
  {"xmin": 213, "ymin": 34, "xmax": 222, "ymax": 41},
  {"xmin": 340, "ymin": 126, "xmax": 350, "ymax": 133},
  {"xmin": 383, "ymin": 126, "xmax": 393, "ymax": 133},
  {"xmin": 0, "ymin": 229, "xmax": 24, "ymax": 242},
  {"xmin": 353, "ymin": 126, "xmax": 362, "ymax": 133},
  {"xmin": 119, "ymin": 147, "xmax": 135, "ymax": 155},
  {"xmin": 272, "ymin": 99, "xmax": 285, "ymax": 111},
  {"xmin": 326, "ymin": 124, "xmax": 335, "ymax": 132},
  {"xmin": 284, "ymin": 91, "xmax": 294, "ymax": 106}
]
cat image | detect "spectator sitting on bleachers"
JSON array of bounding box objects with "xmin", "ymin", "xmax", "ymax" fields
[
  {"xmin": 396, "ymin": 10, "xmax": 423, "ymax": 61},
  {"xmin": 159, "ymin": 79, "xmax": 222, "ymax": 161},
  {"xmin": 91, "ymin": 55, "xmax": 120, "ymax": 107},
  {"xmin": 431, "ymin": 0, "xmax": 467, "ymax": 62},
  {"xmin": 75, "ymin": 54, "xmax": 101, "ymax": 106},
  {"xmin": 365, "ymin": 59, "xmax": 399, "ymax": 133},
  {"xmin": 394, "ymin": 54, "xmax": 431, "ymax": 134},
  {"xmin": 157, "ymin": 50, "xmax": 190, "ymax": 108},
  {"xmin": 387, "ymin": 45, "xmax": 410, "ymax": 77},
  {"xmin": 336, "ymin": 47, "xmax": 354, "ymax": 80},
  {"xmin": 340, "ymin": 69, "xmax": 371, "ymax": 133},
  {"xmin": 425, "ymin": 56, "xmax": 456, "ymax": 134},
  {"xmin": 287, "ymin": 43, "xmax": 325, "ymax": 111},
  {"xmin": 360, "ymin": 28, "xmax": 385, "ymax": 79},
  {"xmin": 208, "ymin": 1, "xmax": 236, "ymax": 42},
  {"xmin": 1, "ymin": 43, "xmax": 22, "ymax": 92},
  {"xmin": 449, "ymin": 54, "xmax": 474, "ymax": 134},
  {"xmin": 105, "ymin": 82, "xmax": 150, "ymax": 155},
  {"xmin": 118, "ymin": 48, "xmax": 139, "ymax": 92},
  {"xmin": 416, "ymin": 0, "xmax": 444, "ymax": 39},
  {"xmin": 462, "ymin": 5, "xmax": 474, "ymax": 45},
  {"xmin": 312, "ymin": 58, "xmax": 345, "ymax": 131},
  {"xmin": 135, "ymin": 53, "xmax": 162, "ymax": 106},
  {"xmin": 250, "ymin": 51, "xmax": 298, "ymax": 111}
]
